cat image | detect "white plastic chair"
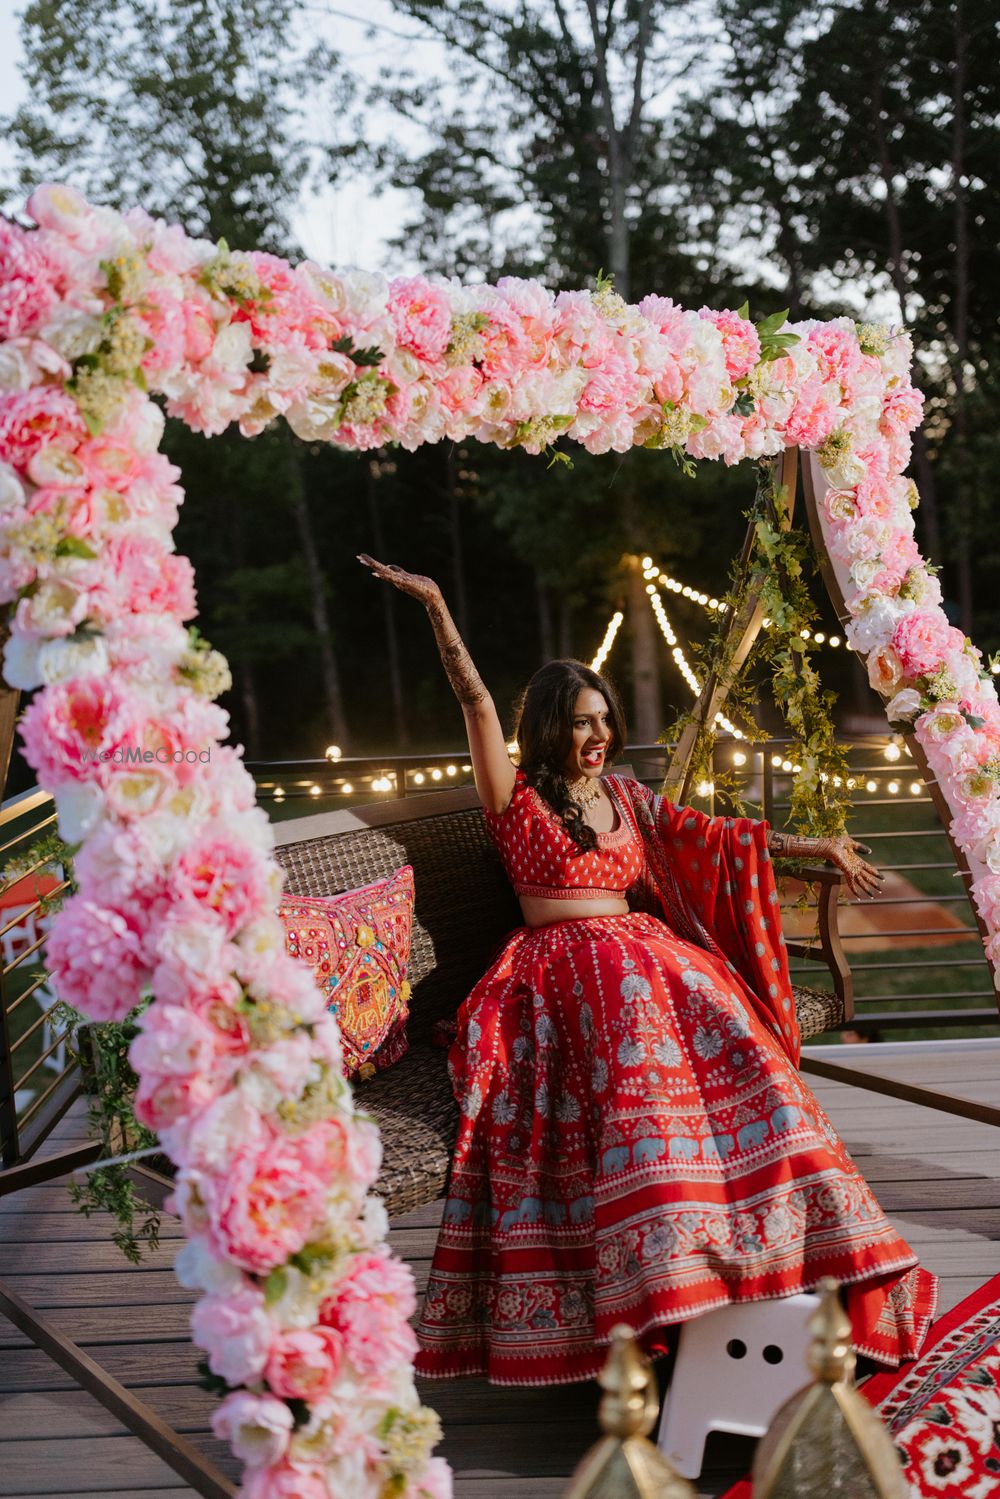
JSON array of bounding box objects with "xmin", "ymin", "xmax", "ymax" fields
[{"xmin": 656, "ymin": 1293, "xmax": 820, "ymax": 1478}]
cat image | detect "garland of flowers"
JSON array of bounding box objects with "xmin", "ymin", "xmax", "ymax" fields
[{"xmin": 0, "ymin": 182, "xmax": 997, "ymax": 1496}]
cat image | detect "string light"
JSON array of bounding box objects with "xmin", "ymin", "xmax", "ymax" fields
[
  {"xmin": 431, "ymin": 768, "xmax": 443, "ymax": 781},
  {"xmin": 309, "ymin": 784, "xmax": 321, "ymax": 797},
  {"xmin": 446, "ymin": 764, "xmax": 457, "ymax": 776},
  {"xmin": 696, "ymin": 780, "xmax": 714, "ymax": 797},
  {"xmin": 642, "ymin": 554, "xmax": 844, "ymax": 648},
  {"xmin": 887, "ymin": 780, "xmax": 900, "ymax": 794},
  {"xmin": 590, "ymin": 610, "xmax": 624, "ymax": 672},
  {"xmin": 865, "ymin": 779, "xmax": 878, "ymax": 793},
  {"xmin": 413, "ymin": 772, "xmax": 425, "ymax": 785},
  {"xmin": 342, "ymin": 782, "xmax": 353, "ymax": 795},
  {"xmin": 325, "ymin": 744, "xmax": 343, "ymax": 761},
  {"xmin": 274, "ymin": 786, "xmax": 285, "ymax": 800},
  {"xmin": 910, "ymin": 781, "xmax": 922, "ymax": 795},
  {"xmin": 733, "ymin": 750, "xmax": 747, "ymax": 766},
  {"xmin": 883, "ymin": 739, "xmax": 902, "ymax": 762}
]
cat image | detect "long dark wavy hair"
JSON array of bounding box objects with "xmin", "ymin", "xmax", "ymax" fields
[{"xmin": 512, "ymin": 659, "xmax": 627, "ymax": 852}]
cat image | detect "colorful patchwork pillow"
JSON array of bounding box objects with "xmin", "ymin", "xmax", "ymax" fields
[{"xmin": 278, "ymin": 865, "xmax": 414, "ymax": 1081}]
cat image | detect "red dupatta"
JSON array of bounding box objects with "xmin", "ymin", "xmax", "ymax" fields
[{"xmin": 617, "ymin": 777, "xmax": 801, "ymax": 1067}]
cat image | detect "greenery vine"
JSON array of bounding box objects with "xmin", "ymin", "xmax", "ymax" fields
[{"xmin": 666, "ymin": 454, "xmax": 850, "ymax": 837}]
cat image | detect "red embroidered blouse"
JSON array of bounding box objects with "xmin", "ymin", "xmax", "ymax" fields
[{"xmin": 483, "ymin": 768, "xmax": 643, "ymax": 900}]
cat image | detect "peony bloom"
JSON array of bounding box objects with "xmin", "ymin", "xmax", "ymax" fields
[
  {"xmin": 265, "ymin": 1326, "xmax": 344, "ymax": 1401},
  {"xmin": 173, "ymin": 828, "xmax": 271, "ymax": 936},
  {"xmin": 203, "ymin": 1125, "xmax": 335, "ymax": 1273},
  {"xmin": 0, "ymin": 387, "xmax": 86, "ymax": 471},
  {"xmin": 892, "ymin": 610, "xmax": 967, "ymax": 682},
  {"xmin": 699, "ymin": 307, "xmax": 761, "ymax": 382},
  {"xmin": 45, "ymin": 894, "xmax": 150, "ymax": 1022},
  {"xmin": 211, "ymin": 1391, "xmax": 294, "ymax": 1469},
  {"xmin": 0, "ymin": 221, "xmax": 60, "ymax": 340},
  {"xmin": 319, "ymin": 1250, "xmax": 418, "ymax": 1376},
  {"xmin": 240, "ymin": 1462, "xmax": 330, "ymax": 1499},
  {"xmin": 18, "ymin": 674, "xmax": 144, "ymax": 789},
  {"xmin": 190, "ymin": 1284, "xmax": 275, "ymax": 1386},
  {"xmin": 389, "ymin": 277, "xmax": 452, "ymax": 363}
]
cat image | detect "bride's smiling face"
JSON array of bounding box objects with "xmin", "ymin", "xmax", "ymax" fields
[{"xmin": 563, "ymin": 688, "xmax": 612, "ymax": 780}]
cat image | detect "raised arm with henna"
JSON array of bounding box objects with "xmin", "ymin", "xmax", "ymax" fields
[
  {"xmin": 766, "ymin": 828, "xmax": 884, "ymax": 901},
  {"xmin": 357, "ymin": 555, "xmax": 516, "ymax": 814}
]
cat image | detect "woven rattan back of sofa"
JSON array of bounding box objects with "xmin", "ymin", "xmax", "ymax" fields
[{"xmin": 273, "ymin": 801, "xmax": 520, "ymax": 1043}]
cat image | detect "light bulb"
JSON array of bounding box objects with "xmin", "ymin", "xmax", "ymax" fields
[
  {"xmin": 813, "ymin": 632, "xmax": 825, "ymax": 644},
  {"xmin": 696, "ymin": 780, "xmax": 714, "ymax": 797},
  {"xmin": 887, "ymin": 780, "xmax": 900, "ymax": 794},
  {"xmin": 641, "ymin": 555, "xmax": 653, "ymax": 569},
  {"xmin": 910, "ymin": 781, "xmax": 922, "ymax": 795},
  {"xmin": 325, "ymin": 744, "xmax": 342, "ymax": 761},
  {"xmin": 865, "ymin": 779, "xmax": 877, "ymax": 793},
  {"xmin": 883, "ymin": 741, "xmax": 902, "ymax": 762},
  {"xmin": 342, "ymin": 782, "xmax": 353, "ymax": 795},
  {"xmin": 462, "ymin": 764, "xmax": 471, "ymax": 771},
  {"xmin": 310, "ymin": 784, "xmax": 321, "ymax": 797},
  {"xmin": 733, "ymin": 750, "xmax": 747, "ymax": 766},
  {"xmin": 447, "ymin": 764, "xmax": 457, "ymax": 776},
  {"xmin": 414, "ymin": 772, "xmax": 425, "ymax": 785},
  {"xmin": 274, "ymin": 786, "xmax": 285, "ymax": 799},
  {"xmin": 772, "ymin": 754, "xmax": 783, "ymax": 767},
  {"xmin": 781, "ymin": 759, "xmax": 793, "ymax": 772},
  {"xmin": 431, "ymin": 768, "xmax": 443, "ymax": 781},
  {"xmin": 829, "ymin": 635, "xmax": 841, "ymax": 647}
]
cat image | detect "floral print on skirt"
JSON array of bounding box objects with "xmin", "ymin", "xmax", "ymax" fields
[{"xmin": 414, "ymin": 910, "xmax": 938, "ymax": 1386}]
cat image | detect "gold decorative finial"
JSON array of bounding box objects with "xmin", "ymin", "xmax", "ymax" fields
[
  {"xmin": 753, "ymin": 1280, "xmax": 908, "ymax": 1499},
  {"xmin": 563, "ymin": 1325, "xmax": 697, "ymax": 1499}
]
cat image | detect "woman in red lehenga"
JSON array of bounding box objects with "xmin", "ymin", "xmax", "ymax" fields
[{"xmin": 360, "ymin": 555, "xmax": 938, "ymax": 1388}]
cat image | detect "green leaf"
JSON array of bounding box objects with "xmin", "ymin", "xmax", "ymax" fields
[
  {"xmin": 756, "ymin": 309, "xmax": 790, "ymax": 335},
  {"xmin": 263, "ymin": 1267, "xmax": 288, "ymax": 1304},
  {"xmin": 735, "ymin": 300, "xmax": 750, "ymax": 321},
  {"xmin": 55, "ymin": 537, "xmax": 98, "ymax": 559},
  {"xmin": 196, "ymin": 1359, "xmax": 232, "ymax": 1396}
]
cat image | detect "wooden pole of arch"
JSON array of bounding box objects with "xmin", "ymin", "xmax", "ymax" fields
[{"xmin": 662, "ymin": 445, "xmax": 799, "ymax": 804}]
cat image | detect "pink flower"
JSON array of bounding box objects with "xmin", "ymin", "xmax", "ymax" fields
[
  {"xmin": 405, "ymin": 1456, "xmax": 454, "ymax": 1499},
  {"xmin": 265, "ymin": 1327, "xmax": 344, "ymax": 1401},
  {"xmin": 134, "ymin": 1069, "xmax": 223, "ymax": 1132},
  {"xmin": 129, "ymin": 1003, "xmax": 220, "ymax": 1077},
  {"xmin": 319, "ymin": 1251, "xmax": 418, "ymax": 1376},
  {"xmin": 204, "ymin": 1126, "xmax": 335, "ymax": 1273},
  {"xmin": 211, "ymin": 1391, "xmax": 294, "ymax": 1469},
  {"xmin": 806, "ymin": 324, "xmax": 863, "ymax": 389},
  {"xmin": 99, "ymin": 533, "xmax": 197, "ymax": 621},
  {"xmin": 174, "ymin": 830, "xmax": 270, "ymax": 936},
  {"xmin": 0, "ymin": 388, "xmax": 86, "ymax": 472},
  {"xmin": 782, "ymin": 376, "xmax": 840, "ymax": 449},
  {"xmin": 190, "ymin": 1284, "xmax": 275, "ymax": 1386},
  {"xmin": 46, "ymin": 895, "xmax": 150, "ymax": 1022},
  {"xmin": 0, "ymin": 221, "xmax": 60, "ymax": 340},
  {"xmin": 389, "ymin": 277, "xmax": 452, "ymax": 362},
  {"xmin": 699, "ymin": 308, "xmax": 761, "ymax": 382},
  {"xmin": 19, "ymin": 676, "xmax": 142, "ymax": 788},
  {"xmin": 241, "ymin": 1463, "xmax": 329, "ymax": 1499},
  {"xmin": 892, "ymin": 609, "xmax": 967, "ymax": 681},
  {"xmin": 881, "ymin": 386, "xmax": 924, "ymax": 438}
]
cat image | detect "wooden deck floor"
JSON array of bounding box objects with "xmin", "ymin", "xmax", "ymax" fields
[{"xmin": 2, "ymin": 1038, "xmax": 999, "ymax": 1499}]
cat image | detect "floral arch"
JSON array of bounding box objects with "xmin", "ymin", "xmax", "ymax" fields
[{"xmin": 1, "ymin": 183, "xmax": 999, "ymax": 1498}]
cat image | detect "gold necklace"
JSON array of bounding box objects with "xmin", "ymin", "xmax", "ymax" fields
[{"xmin": 566, "ymin": 775, "xmax": 602, "ymax": 811}]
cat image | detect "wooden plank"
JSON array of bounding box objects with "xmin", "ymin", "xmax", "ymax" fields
[
  {"xmin": 0, "ymin": 1240, "xmax": 180, "ymax": 1273},
  {"xmin": 1, "ymin": 1272, "xmax": 194, "ymax": 1309},
  {"xmin": 861, "ymin": 1178, "xmax": 1000, "ymax": 1211},
  {"xmin": 0, "ymin": 1344, "xmax": 203, "ymax": 1394},
  {"xmin": 0, "ymin": 1434, "xmax": 233, "ymax": 1494},
  {"xmin": 0, "ymin": 1214, "xmax": 183, "ymax": 1242},
  {"xmin": 0, "ymin": 1304, "xmax": 195, "ymax": 1349},
  {"xmin": 0, "ymin": 1389, "xmax": 128, "ymax": 1441},
  {"xmin": 436, "ymin": 1421, "xmax": 591, "ymax": 1475}
]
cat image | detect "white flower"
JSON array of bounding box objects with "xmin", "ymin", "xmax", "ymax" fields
[
  {"xmin": 2, "ymin": 632, "xmax": 42, "ymax": 690},
  {"xmin": 39, "ymin": 307, "xmax": 105, "ymax": 362},
  {"xmin": 174, "ymin": 1236, "xmax": 243, "ymax": 1293},
  {"xmin": 0, "ymin": 343, "xmax": 31, "ymax": 391},
  {"xmin": 37, "ymin": 634, "xmax": 111, "ymax": 686},
  {"xmin": 211, "ymin": 1391, "xmax": 294, "ymax": 1469},
  {"xmin": 54, "ymin": 782, "xmax": 105, "ymax": 843},
  {"xmin": 886, "ymin": 688, "xmax": 923, "ymax": 722}
]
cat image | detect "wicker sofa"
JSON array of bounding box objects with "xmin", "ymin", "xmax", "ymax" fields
[{"xmin": 273, "ymin": 776, "xmax": 850, "ymax": 1221}]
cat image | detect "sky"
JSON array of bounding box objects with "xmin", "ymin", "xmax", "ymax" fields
[{"xmin": 0, "ymin": 0, "xmax": 434, "ymax": 274}]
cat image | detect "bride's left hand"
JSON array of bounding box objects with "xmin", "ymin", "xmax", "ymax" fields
[{"xmin": 827, "ymin": 834, "xmax": 884, "ymax": 900}]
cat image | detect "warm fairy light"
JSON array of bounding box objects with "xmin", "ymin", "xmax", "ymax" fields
[
  {"xmin": 274, "ymin": 786, "xmax": 285, "ymax": 800},
  {"xmin": 342, "ymin": 782, "xmax": 353, "ymax": 794},
  {"xmin": 910, "ymin": 781, "xmax": 922, "ymax": 795},
  {"xmin": 733, "ymin": 750, "xmax": 747, "ymax": 766},
  {"xmin": 413, "ymin": 772, "xmax": 425, "ymax": 785},
  {"xmin": 645, "ymin": 582, "xmax": 656, "ymax": 595},
  {"xmin": 715, "ymin": 712, "xmax": 744, "ymax": 739},
  {"xmin": 846, "ymin": 777, "xmax": 857, "ymax": 790},
  {"xmin": 590, "ymin": 610, "xmax": 624, "ymax": 672},
  {"xmin": 772, "ymin": 754, "xmax": 783, "ymax": 767},
  {"xmin": 446, "ymin": 764, "xmax": 457, "ymax": 776},
  {"xmin": 462, "ymin": 763, "xmax": 471, "ymax": 771},
  {"xmin": 800, "ymin": 628, "xmax": 811, "ymax": 640},
  {"xmin": 781, "ymin": 759, "xmax": 793, "ymax": 772},
  {"xmin": 992, "ymin": 662, "xmax": 1000, "ymax": 675},
  {"xmin": 884, "ymin": 740, "xmax": 902, "ymax": 762},
  {"xmin": 309, "ymin": 784, "xmax": 321, "ymax": 797},
  {"xmin": 833, "ymin": 776, "xmax": 842, "ymax": 787},
  {"xmin": 506, "ymin": 740, "xmax": 518, "ymax": 754},
  {"xmin": 641, "ymin": 555, "xmax": 653, "ymax": 569},
  {"xmin": 647, "ymin": 589, "xmax": 745, "ymax": 738},
  {"xmin": 792, "ymin": 763, "xmax": 802, "ymax": 773},
  {"xmin": 866, "ymin": 779, "xmax": 878, "ymax": 793},
  {"xmin": 813, "ymin": 632, "xmax": 825, "ymax": 644},
  {"xmin": 431, "ymin": 768, "xmax": 443, "ymax": 781},
  {"xmin": 887, "ymin": 780, "xmax": 900, "ymax": 794},
  {"xmin": 696, "ymin": 780, "xmax": 714, "ymax": 797},
  {"xmin": 829, "ymin": 635, "xmax": 841, "ymax": 647},
  {"xmin": 372, "ymin": 776, "xmax": 395, "ymax": 793},
  {"xmin": 325, "ymin": 744, "xmax": 343, "ymax": 761}
]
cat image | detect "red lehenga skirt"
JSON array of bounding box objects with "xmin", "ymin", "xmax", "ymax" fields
[{"xmin": 414, "ymin": 909, "xmax": 938, "ymax": 1386}]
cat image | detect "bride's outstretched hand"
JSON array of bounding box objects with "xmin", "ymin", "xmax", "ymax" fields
[
  {"xmin": 358, "ymin": 554, "xmax": 442, "ymax": 609},
  {"xmin": 827, "ymin": 834, "xmax": 884, "ymax": 901}
]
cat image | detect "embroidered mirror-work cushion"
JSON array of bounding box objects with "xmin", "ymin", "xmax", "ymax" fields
[{"xmin": 278, "ymin": 865, "xmax": 414, "ymax": 1080}]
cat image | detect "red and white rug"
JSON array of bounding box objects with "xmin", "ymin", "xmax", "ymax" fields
[{"xmin": 720, "ymin": 1273, "xmax": 1000, "ymax": 1498}]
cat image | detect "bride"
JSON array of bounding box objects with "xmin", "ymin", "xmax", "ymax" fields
[{"xmin": 360, "ymin": 553, "xmax": 937, "ymax": 1388}]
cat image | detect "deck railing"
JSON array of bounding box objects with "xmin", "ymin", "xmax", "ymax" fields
[{"xmin": 2, "ymin": 733, "xmax": 997, "ymax": 1170}]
